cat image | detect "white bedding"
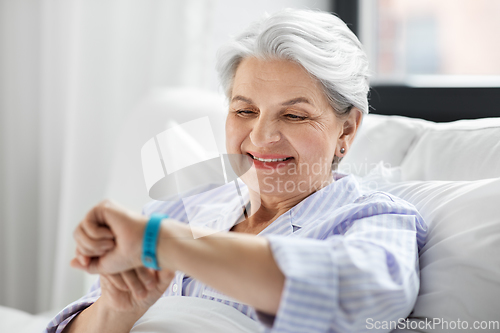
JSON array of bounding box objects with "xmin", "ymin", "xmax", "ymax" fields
[
  {"xmin": 0, "ymin": 296, "xmax": 262, "ymax": 333},
  {"xmin": 0, "ymin": 305, "xmax": 52, "ymax": 333},
  {"xmin": 132, "ymin": 296, "xmax": 262, "ymax": 333}
]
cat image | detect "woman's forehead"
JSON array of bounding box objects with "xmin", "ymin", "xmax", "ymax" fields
[{"xmin": 231, "ymin": 57, "xmax": 328, "ymax": 107}]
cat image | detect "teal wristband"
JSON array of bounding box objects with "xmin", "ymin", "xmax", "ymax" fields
[{"xmin": 142, "ymin": 214, "xmax": 168, "ymax": 270}]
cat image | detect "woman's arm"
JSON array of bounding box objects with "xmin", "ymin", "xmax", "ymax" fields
[
  {"xmin": 157, "ymin": 221, "xmax": 285, "ymax": 314},
  {"xmin": 72, "ymin": 196, "xmax": 426, "ymax": 333},
  {"xmin": 72, "ymin": 200, "xmax": 285, "ymax": 315},
  {"xmin": 62, "ymin": 297, "xmax": 140, "ymax": 333}
]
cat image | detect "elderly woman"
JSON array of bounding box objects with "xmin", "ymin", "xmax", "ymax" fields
[{"xmin": 46, "ymin": 8, "xmax": 426, "ymax": 333}]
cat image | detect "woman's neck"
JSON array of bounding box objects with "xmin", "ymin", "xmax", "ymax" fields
[{"xmin": 244, "ymin": 173, "xmax": 334, "ymax": 229}]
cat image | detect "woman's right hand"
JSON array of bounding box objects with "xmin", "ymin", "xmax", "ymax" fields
[{"xmin": 63, "ymin": 265, "xmax": 175, "ymax": 333}]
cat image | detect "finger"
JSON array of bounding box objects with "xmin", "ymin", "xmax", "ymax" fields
[
  {"xmin": 82, "ymin": 208, "xmax": 115, "ymax": 239},
  {"xmin": 75, "ymin": 248, "xmax": 90, "ymax": 267},
  {"xmin": 100, "ymin": 275, "xmax": 123, "ymax": 298},
  {"xmin": 100, "ymin": 274, "xmax": 112, "ymax": 289},
  {"xmin": 74, "ymin": 225, "xmax": 115, "ymax": 257},
  {"xmin": 122, "ymin": 270, "xmax": 147, "ymax": 299},
  {"xmin": 107, "ymin": 273, "xmax": 129, "ymax": 291},
  {"xmin": 70, "ymin": 257, "xmax": 87, "ymax": 271},
  {"xmin": 86, "ymin": 256, "xmax": 106, "ymax": 275},
  {"xmin": 135, "ymin": 267, "xmax": 157, "ymax": 291}
]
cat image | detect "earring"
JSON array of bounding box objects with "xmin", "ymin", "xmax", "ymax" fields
[{"xmin": 340, "ymin": 147, "xmax": 346, "ymax": 154}]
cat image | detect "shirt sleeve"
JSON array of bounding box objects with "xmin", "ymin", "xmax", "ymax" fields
[
  {"xmin": 256, "ymin": 200, "xmax": 426, "ymax": 333},
  {"xmin": 45, "ymin": 277, "xmax": 102, "ymax": 333}
]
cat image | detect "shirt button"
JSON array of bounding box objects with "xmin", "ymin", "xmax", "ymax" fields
[{"xmin": 172, "ymin": 283, "xmax": 178, "ymax": 293}]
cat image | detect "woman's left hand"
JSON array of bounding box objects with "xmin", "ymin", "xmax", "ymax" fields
[
  {"xmin": 99, "ymin": 267, "xmax": 175, "ymax": 315},
  {"xmin": 71, "ymin": 200, "xmax": 146, "ymax": 275}
]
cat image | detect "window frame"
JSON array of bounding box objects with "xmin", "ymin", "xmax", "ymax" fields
[{"xmin": 332, "ymin": 0, "xmax": 500, "ymax": 122}]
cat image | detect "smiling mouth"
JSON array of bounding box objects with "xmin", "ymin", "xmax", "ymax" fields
[{"xmin": 247, "ymin": 153, "xmax": 293, "ymax": 163}]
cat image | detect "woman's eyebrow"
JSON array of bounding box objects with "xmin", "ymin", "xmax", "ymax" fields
[
  {"xmin": 231, "ymin": 95, "xmax": 314, "ymax": 107},
  {"xmin": 231, "ymin": 95, "xmax": 253, "ymax": 104},
  {"xmin": 281, "ymin": 97, "xmax": 314, "ymax": 107}
]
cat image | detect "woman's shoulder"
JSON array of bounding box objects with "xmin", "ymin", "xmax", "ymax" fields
[
  {"xmin": 313, "ymin": 172, "xmax": 422, "ymax": 219},
  {"xmin": 351, "ymin": 189, "xmax": 421, "ymax": 216},
  {"xmin": 353, "ymin": 187, "xmax": 408, "ymax": 205},
  {"xmin": 335, "ymin": 171, "xmax": 412, "ymax": 201},
  {"xmin": 291, "ymin": 173, "xmax": 419, "ymax": 225}
]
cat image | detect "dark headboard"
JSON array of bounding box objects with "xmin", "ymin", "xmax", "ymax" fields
[{"xmin": 369, "ymin": 86, "xmax": 500, "ymax": 122}]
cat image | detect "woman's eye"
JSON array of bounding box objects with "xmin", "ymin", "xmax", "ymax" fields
[
  {"xmin": 236, "ymin": 110, "xmax": 257, "ymax": 116},
  {"xmin": 285, "ymin": 114, "xmax": 307, "ymax": 120}
]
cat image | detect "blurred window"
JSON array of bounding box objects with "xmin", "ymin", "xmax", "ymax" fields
[{"xmin": 360, "ymin": 0, "xmax": 500, "ymax": 86}]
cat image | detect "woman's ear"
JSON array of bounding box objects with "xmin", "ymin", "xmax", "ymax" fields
[{"xmin": 336, "ymin": 108, "xmax": 362, "ymax": 157}]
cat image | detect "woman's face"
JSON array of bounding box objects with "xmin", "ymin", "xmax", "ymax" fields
[{"xmin": 226, "ymin": 57, "xmax": 353, "ymax": 199}]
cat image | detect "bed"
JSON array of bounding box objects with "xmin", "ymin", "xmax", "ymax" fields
[{"xmin": 2, "ymin": 88, "xmax": 499, "ymax": 333}]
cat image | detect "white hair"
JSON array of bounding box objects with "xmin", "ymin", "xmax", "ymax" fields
[{"xmin": 216, "ymin": 8, "xmax": 370, "ymax": 116}]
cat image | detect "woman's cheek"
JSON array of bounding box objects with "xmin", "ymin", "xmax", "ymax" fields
[{"xmin": 225, "ymin": 117, "xmax": 240, "ymax": 154}]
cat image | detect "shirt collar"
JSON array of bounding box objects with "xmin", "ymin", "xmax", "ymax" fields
[
  {"xmin": 287, "ymin": 173, "xmax": 360, "ymax": 229},
  {"xmin": 204, "ymin": 173, "xmax": 360, "ymax": 236}
]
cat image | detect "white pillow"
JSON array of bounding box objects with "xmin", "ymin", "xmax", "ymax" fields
[
  {"xmin": 400, "ymin": 121, "xmax": 500, "ymax": 181},
  {"xmin": 131, "ymin": 296, "xmax": 261, "ymax": 333},
  {"xmin": 0, "ymin": 305, "xmax": 52, "ymax": 333},
  {"xmin": 339, "ymin": 114, "xmax": 428, "ymax": 176},
  {"xmin": 359, "ymin": 165, "xmax": 500, "ymax": 332}
]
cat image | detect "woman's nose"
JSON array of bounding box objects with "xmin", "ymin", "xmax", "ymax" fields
[{"xmin": 249, "ymin": 116, "xmax": 281, "ymax": 147}]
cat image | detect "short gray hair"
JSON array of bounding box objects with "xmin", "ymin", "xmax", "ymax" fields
[{"xmin": 216, "ymin": 8, "xmax": 370, "ymax": 117}]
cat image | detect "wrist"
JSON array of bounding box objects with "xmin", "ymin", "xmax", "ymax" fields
[
  {"xmin": 157, "ymin": 219, "xmax": 191, "ymax": 271},
  {"xmin": 97, "ymin": 295, "xmax": 145, "ymax": 322},
  {"xmin": 133, "ymin": 217, "xmax": 148, "ymax": 268},
  {"xmin": 65, "ymin": 298, "xmax": 143, "ymax": 333}
]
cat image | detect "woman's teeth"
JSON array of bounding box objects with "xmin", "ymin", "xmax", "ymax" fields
[{"xmin": 251, "ymin": 155, "xmax": 290, "ymax": 162}]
